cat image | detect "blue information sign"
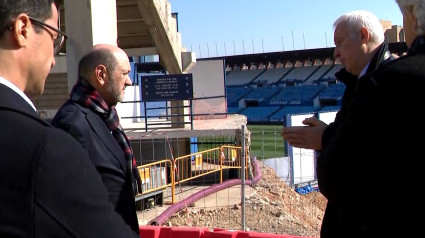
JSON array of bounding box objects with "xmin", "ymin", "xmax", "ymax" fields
[{"xmin": 140, "ymin": 74, "xmax": 193, "ymax": 102}]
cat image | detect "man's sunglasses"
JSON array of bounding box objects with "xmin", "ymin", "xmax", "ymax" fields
[{"xmin": 28, "ymin": 16, "xmax": 69, "ymax": 55}]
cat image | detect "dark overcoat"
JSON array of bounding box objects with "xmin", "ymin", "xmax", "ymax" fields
[
  {"xmin": 51, "ymin": 100, "xmax": 139, "ymax": 234},
  {"xmin": 0, "ymin": 84, "xmax": 138, "ymax": 238},
  {"xmin": 318, "ymin": 37, "xmax": 425, "ymax": 237}
]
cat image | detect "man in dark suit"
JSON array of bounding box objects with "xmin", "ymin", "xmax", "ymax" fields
[
  {"xmin": 51, "ymin": 44, "xmax": 142, "ymax": 234},
  {"xmin": 282, "ymin": 10, "xmax": 394, "ymax": 151},
  {"xmin": 281, "ymin": 10, "xmax": 395, "ymax": 238},
  {"xmin": 316, "ymin": 1, "xmax": 425, "ymax": 237},
  {"xmin": 0, "ymin": 1, "xmax": 139, "ymax": 237}
]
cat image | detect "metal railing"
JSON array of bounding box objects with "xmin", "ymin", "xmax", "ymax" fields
[{"xmin": 135, "ymin": 145, "xmax": 246, "ymax": 204}]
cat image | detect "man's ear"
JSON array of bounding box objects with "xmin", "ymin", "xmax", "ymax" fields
[
  {"xmin": 359, "ymin": 27, "xmax": 369, "ymax": 44},
  {"xmin": 12, "ymin": 14, "xmax": 31, "ymax": 48},
  {"xmin": 94, "ymin": 65, "xmax": 107, "ymax": 85}
]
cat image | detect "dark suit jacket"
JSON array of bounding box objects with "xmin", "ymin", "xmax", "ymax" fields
[
  {"xmin": 51, "ymin": 100, "xmax": 139, "ymax": 234},
  {"xmin": 317, "ymin": 37, "xmax": 424, "ymax": 237},
  {"xmin": 321, "ymin": 42, "xmax": 394, "ymax": 150},
  {"xmin": 0, "ymin": 84, "xmax": 138, "ymax": 238},
  {"xmin": 318, "ymin": 43, "xmax": 395, "ymax": 238}
]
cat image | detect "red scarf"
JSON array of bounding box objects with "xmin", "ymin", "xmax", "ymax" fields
[{"xmin": 70, "ymin": 78, "xmax": 142, "ymax": 195}]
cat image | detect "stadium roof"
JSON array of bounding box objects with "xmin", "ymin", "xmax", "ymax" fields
[{"xmin": 201, "ymin": 42, "xmax": 408, "ymax": 68}]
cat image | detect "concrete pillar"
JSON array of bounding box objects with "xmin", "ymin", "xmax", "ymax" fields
[{"xmin": 64, "ymin": 0, "xmax": 118, "ymax": 92}]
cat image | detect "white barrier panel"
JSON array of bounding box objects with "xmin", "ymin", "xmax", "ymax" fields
[
  {"xmin": 318, "ymin": 111, "xmax": 337, "ymax": 124},
  {"xmin": 286, "ymin": 113, "xmax": 315, "ymax": 186},
  {"xmin": 285, "ymin": 111, "xmax": 339, "ymax": 186}
]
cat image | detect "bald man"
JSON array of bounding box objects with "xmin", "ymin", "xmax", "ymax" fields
[{"xmin": 51, "ymin": 44, "xmax": 141, "ymax": 234}]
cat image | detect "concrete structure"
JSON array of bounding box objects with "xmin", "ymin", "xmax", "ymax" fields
[
  {"xmin": 31, "ymin": 2, "xmax": 406, "ymax": 165},
  {"xmin": 31, "ymin": 0, "xmax": 245, "ymax": 166},
  {"xmin": 380, "ymin": 20, "xmax": 405, "ymax": 44},
  {"xmin": 34, "ymin": 0, "xmax": 196, "ymax": 122},
  {"xmin": 385, "ymin": 25, "xmax": 405, "ymax": 43}
]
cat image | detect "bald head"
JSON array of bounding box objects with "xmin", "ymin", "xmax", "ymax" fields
[
  {"xmin": 79, "ymin": 44, "xmax": 126, "ymax": 81},
  {"xmin": 92, "ymin": 43, "xmax": 122, "ymax": 52},
  {"xmin": 78, "ymin": 44, "xmax": 132, "ymax": 106}
]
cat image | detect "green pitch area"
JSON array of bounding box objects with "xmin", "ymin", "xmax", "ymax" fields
[{"xmin": 247, "ymin": 125, "xmax": 285, "ymax": 160}]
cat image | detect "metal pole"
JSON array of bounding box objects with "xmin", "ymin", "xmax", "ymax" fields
[
  {"xmin": 292, "ymin": 30, "xmax": 295, "ymax": 50},
  {"xmin": 325, "ymin": 31, "xmax": 328, "ymax": 47},
  {"xmin": 207, "ymin": 43, "xmax": 210, "ymax": 58},
  {"xmin": 190, "ymin": 99, "xmax": 193, "ymax": 130},
  {"xmin": 144, "ymin": 101, "xmax": 148, "ymax": 132},
  {"xmin": 262, "ymin": 37, "xmax": 264, "ymax": 53},
  {"xmin": 241, "ymin": 125, "xmax": 246, "ymax": 231}
]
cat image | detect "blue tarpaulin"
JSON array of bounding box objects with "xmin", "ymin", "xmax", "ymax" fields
[{"xmin": 295, "ymin": 184, "xmax": 319, "ymax": 194}]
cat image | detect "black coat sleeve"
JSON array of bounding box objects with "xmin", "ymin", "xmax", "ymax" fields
[{"xmin": 33, "ymin": 128, "xmax": 139, "ymax": 238}]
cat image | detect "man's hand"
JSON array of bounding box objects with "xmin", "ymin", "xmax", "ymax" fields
[{"xmin": 281, "ymin": 117, "xmax": 328, "ymax": 150}]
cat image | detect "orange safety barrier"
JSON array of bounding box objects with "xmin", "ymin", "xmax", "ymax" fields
[
  {"xmin": 139, "ymin": 226, "xmax": 318, "ymax": 238},
  {"xmin": 136, "ymin": 145, "xmax": 247, "ymax": 204}
]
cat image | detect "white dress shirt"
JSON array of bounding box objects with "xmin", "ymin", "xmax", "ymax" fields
[{"xmin": 0, "ymin": 76, "xmax": 37, "ymax": 111}]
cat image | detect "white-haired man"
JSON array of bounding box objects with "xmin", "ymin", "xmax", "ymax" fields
[
  {"xmin": 315, "ymin": 2, "xmax": 425, "ymax": 237},
  {"xmin": 283, "ymin": 11, "xmax": 395, "ymax": 238},
  {"xmin": 282, "ymin": 10, "xmax": 393, "ymax": 151}
]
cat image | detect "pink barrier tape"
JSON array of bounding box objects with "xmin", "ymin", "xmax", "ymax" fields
[
  {"xmin": 157, "ymin": 226, "xmax": 172, "ymax": 238},
  {"xmin": 204, "ymin": 230, "xmax": 237, "ymax": 238},
  {"xmin": 248, "ymin": 231, "xmax": 294, "ymax": 237},
  {"xmin": 168, "ymin": 226, "xmax": 209, "ymax": 238},
  {"xmin": 139, "ymin": 226, "xmax": 318, "ymax": 238},
  {"xmin": 139, "ymin": 225, "xmax": 161, "ymax": 238}
]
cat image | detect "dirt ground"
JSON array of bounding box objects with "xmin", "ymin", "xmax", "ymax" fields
[{"xmin": 163, "ymin": 160, "xmax": 327, "ymax": 237}]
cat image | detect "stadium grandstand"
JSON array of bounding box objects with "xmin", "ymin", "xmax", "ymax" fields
[
  {"xmin": 118, "ymin": 41, "xmax": 407, "ymax": 126},
  {"xmin": 196, "ymin": 41, "xmax": 407, "ymax": 124},
  {"xmin": 21, "ymin": 1, "xmax": 409, "ymax": 236}
]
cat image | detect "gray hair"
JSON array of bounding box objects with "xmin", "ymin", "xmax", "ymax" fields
[
  {"xmin": 396, "ymin": 0, "xmax": 425, "ymax": 35},
  {"xmin": 333, "ymin": 10, "xmax": 384, "ymax": 44}
]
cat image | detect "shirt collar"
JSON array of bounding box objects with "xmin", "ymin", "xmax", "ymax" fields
[
  {"xmin": 358, "ymin": 50, "xmax": 390, "ymax": 79},
  {"xmin": 0, "ymin": 76, "xmax": 37, "ymax": 111},
  {"xmin": 358, "ymin": 62, "xmax": 370, "ymax": 79}
]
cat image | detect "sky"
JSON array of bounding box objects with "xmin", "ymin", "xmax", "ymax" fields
[{"xmin": 167, "ymin": 0, "xmax": 403, "ymax": 58}]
